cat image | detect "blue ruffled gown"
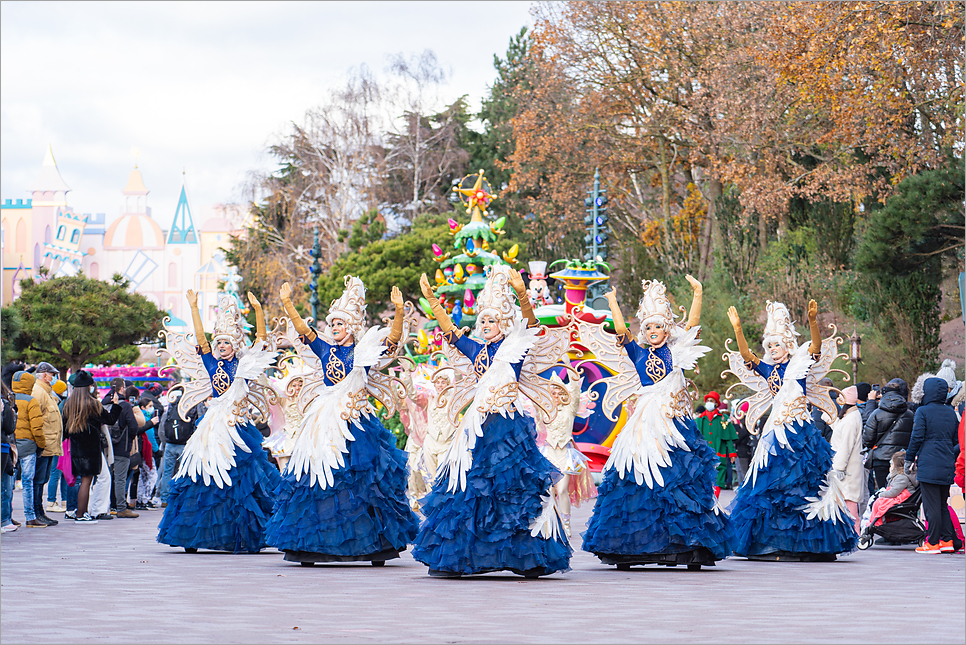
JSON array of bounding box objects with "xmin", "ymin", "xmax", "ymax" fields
[
  {"xmin": 157, "ymin": 352, "xmax": 282, "ymax": 553},
  {"xmin": 727, "ymin": 359, "xmax": 858, "ymax": 559},
  {"xmin": 265, "ymin": 335, "xmax": 418, "ymax": 564},
  {"xmin": 582, "ymin": 338, "xmax": 736, "ymax": 567},
  {"xmin": 411, "ymin": 331, "xmax": 573, "ymax": 577}
]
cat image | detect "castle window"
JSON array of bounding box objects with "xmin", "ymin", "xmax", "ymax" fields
[
  {"xmin": 57, "ymin": 225, "xmax": 66, "ymax": 241},
  {"xmin": 70, "ymin": 229, "xmax": 80, "ymax": 244},
  {"xmin": 90, "ymin": 262, "xmax": 99, "ymax": 279}
]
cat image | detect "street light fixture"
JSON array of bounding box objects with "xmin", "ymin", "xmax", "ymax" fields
[{"xmin": 849, "ymin": 329, "xmax": 862, "ymax": 384}]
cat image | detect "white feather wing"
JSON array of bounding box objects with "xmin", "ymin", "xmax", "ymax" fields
[
  {"xmin": 748, "ymin": 343, "xmax": 814, "ymax": 485},
  {"xmin": 574, "ymin": 318, "xmax": 638, "ymax": 422}
]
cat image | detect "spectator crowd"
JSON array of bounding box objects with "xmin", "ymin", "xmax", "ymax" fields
[{"xmin": 1, "ymin": 359, "xmax": 205, "ymax": 530}]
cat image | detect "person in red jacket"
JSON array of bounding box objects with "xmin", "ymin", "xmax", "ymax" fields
[{"xmin": 955, "ymin": 413, "xmax": 964, "ymax": 492}]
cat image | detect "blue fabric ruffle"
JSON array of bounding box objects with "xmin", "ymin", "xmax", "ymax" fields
[
  {"xmin": 157, "ymin": 422, "xmax": 281, "ymax": 553},
  {"xmin": 582, "ymin": 416, "xmax": 736, "ymax": 561},
  {"xmin": 265, "ymin": 414, "xmax": 418, "ymax": 556},
  {"xmin": 412, "ymin": 412, "xmax": 572, "ymax": 575},
  {"xmin": 728, "ymin": 418, "xmax": 858, "ymax": 556}
]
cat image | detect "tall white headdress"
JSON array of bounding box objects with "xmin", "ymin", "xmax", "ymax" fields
[
  {"xmin": 635, "ymin": 280, "xmax": 676, "ymax": 329},
  {"xmin": 474, "ymin": 265, "xmax": 521, "ymax": 334},
  {"xmin": 211, "ymin": 294, "xmax": 248, "ymax": 350},
  {"xmin": 326, "ymin": 275, "xmax": 367, "ymax": 336},
  {"xmin": 761, "ymin": 301, "xmax": 800, "ymax": 362}
]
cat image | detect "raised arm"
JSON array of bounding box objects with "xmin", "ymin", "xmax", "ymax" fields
[
  {"xmin": 807, "ymin": 299, "xmax": 821, "ymax": 355},
  {"xmin": 685, "ymin": 274, "xmax": 702, "ymax": 330},
  {"xmin": 387, "ymin": 286, "xmax": 405, "ymax": 345},
  {"xmin": 247, "ymin": 292, "xmax": 267, "ymax": 343},
  {"xmin": 186, "ymin": 289, "xmax": 210, "ymax": 354},
  {"xmin": 420, "ymin": 274, "xmax": 455, "ymax": 334},
  {"xmin": 727, "ymin": 306, "xmax": 759, "ymax": 366},
  {"xmin": 509, "ymin": 269, "xmax": 538, "ymax": 327},
  {"xmin": 604, "ymin": 288, "xmax": 631, "ymax": 340},
  {"xmin": 279, "ymin": 282, "xmax": 316, "ymax": 342}
]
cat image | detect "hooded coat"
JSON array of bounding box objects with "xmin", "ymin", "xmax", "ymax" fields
[
  {"xmin": 862, "ymin": 381, "xmax": 913, "ymax": 463},
  {"xmin": 906, "ymin": 378, "xmax": 961, "ymax": 486},
  {"xmin": 32, "ymin": 378, "xmax": 64, "ymax": 457},
  {"xmin": 12, "ymin": 372, "xmax": 45, "ymax": 453},
  {"xmin": 831, "ymin": 406, "xmax": 865, "ymax": 501}
]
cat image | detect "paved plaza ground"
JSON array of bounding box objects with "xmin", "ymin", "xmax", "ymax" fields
[{"xmin": 1, "ymin": 488, "xmax": 963, "ymax": 644}]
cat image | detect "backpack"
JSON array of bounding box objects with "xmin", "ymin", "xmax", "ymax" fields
[{"xmin": 164, "ymin": 406, "xmax": 195, "ymax": 445}]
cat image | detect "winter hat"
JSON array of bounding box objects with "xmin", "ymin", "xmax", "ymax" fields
[
  {"xmin": 71, "ymin": 370, "xmax": 95, "ymax": 388},
  {"xmin": 840, "ymin": 385, "xmax": 858, "ymax": 406},
  {"xmin": 36, "ymin": 362, "xmax": 58, "ymax": 375},
  {"xmin": 145, "ymin": 382, "xmax": 164, "ymax": 397},
  {"xmin": 855, "ymin": 382, "xmax": 871, "ymax": 402},
  {"xmin": 936, "ymin": 359, "xmax": 957, "ymax": 391},
  {"xmin": 52, "ymin": 380, "xmax": 67, "ymax": 397},
  {"xmin": 704, "ymin": 391, "xmax": 721, "ymax": 404}
]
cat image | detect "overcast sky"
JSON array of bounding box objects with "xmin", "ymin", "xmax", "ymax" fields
[{"xmin": 0, "ymin": 1, "xmax": 533, "ymax": 227}]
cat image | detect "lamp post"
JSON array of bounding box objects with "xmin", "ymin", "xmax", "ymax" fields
[
  {"xmin": 309, "ymin": 226, "xmax": 322, "ymax": 322},
  {"xmin": 849, "ymin": 329, "xmax": 862, "ymax": 384}
]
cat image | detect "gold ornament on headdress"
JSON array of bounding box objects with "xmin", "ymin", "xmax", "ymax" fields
[
  {"xmin": 326, "ymin": 275, "xmax": 367, "ymax": 336},
  {"xmin": 211, "ymin": 294, "xmax": 248, "ymax": 350}
]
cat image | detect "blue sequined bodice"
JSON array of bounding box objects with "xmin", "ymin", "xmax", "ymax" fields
[
  {"xmin": 623, "ymin": 341, "xmax": 673, "ymax": 386},
  {"xmin": 753, "ymin": 360, "xmax": 806, "ymax": 395},
  {"xmin": 453, "ymin": 334, "xmax": 525, "ymax": 380},
  {"xmin": 306, "ymin": 336, "xmax": 356, "ymax": 386},
  {"xmin": 200, "ymin": 352, "xmax": 239, "ymax": 397}
]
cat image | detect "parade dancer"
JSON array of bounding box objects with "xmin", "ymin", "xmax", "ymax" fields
[
  {"xmin": 538, "ymin": 372, "xmax": 597, "ymax": 538},
  {"xmin": 265, "ymin": 357, "xmax": 312, "ymax": 473},
  {"xmin": 576, "ymin": 276, "xmax": 735, "ymax": 570},
  {"xmin": 400, "ymin": 365, "xmax": 458, "ymax": 506},
  {"xmin": 265, "ymin": 278, "xmax": 418, "ymax": 566},
  {"xmin": 157, "ymin": 291, "xmax": 281, "ymax": 553},
  {"xmin": 413, "ymin": 266, "xmax": 574, "ymax": 578},
  {"xmin": 725, "ymin": 300, "xmax": 858, "ymax": 560}
]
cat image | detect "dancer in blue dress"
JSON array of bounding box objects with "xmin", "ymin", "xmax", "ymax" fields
[
  {"xmin": 157, "ymin": 291, "xmax": 281, "ymax": 554},
  {"xmin": 413, "ymin": 266, "xmax": 574, "ymax": 578},
  {"xmin": 265, "ymin": 277, "xmax": 418, "ymax": 566},
  {"xmin": 724, "ymin": 300, "xmax": 858, "ymax": 561},
  {"xmin": 576, "ymin": 276, "xmax": 735, "ymax": 570}
]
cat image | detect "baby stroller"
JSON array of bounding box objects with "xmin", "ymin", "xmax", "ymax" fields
[{"xmin": 857, "ymin": 488, "xmax": 926, "ymax": 550}]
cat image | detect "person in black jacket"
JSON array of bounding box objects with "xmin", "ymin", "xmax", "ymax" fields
[
  {"xmin": 1, "ymin": 361, "xmax": 26, "ymax": 390},
  {"xmin": 64, "ymin": 371, "xmax": 122, "ymax": 523},
  {"xmin": 906, "ymin": 378, "xmax": 962, "ymax": 553},
  {"xmin": 103, "ymin": 381, "xmax": 141, "ymax": 518},
  {"xmin": 1, "ymin": 382, "xmax": 18, "ymax": 532},
  {"xmin": 862, "ymin": 378, "xmax": 914, "ymax": 491}
]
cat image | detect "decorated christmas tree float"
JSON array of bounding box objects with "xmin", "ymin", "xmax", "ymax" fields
[{"xmin": 418, "ymin": 169, "xmax": 518, "ymax": 331}]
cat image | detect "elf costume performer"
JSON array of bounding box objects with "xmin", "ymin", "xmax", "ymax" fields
[
  {"xmin": 413, "ymin": 266, "xmax": 574, "ymax": 578},
  {"xmin": 695, "ymin": 391, "xmax": 738, "ymax": 491},
  {"xmin": 157, "ymin": 291, "xmax": 281, "ymax": 554},
  {"xmin": 575, "ymin": 276, "xmax": 736, "ymax": 570},
  {"xmin": 264, "ymin": 278, "xmax": 418, "ymax": 566},
  {"xmin": 724, "ymin": 299, "xmax": 858, "ymax": 560}
]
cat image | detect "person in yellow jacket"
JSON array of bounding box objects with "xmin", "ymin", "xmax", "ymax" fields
[
  {"xmin": 12, "ymin": 371, "xmax": 48, "ymax": 527},
  {"xmin": 32, "ymin": 363, "xmax": 64, "ymax": 520}
]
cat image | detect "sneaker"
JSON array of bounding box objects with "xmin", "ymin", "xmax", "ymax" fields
[
  {"xmin": 135, "ymin": 502, "xmax": 147, "ymax": 511},
  {"xmin": 11, "ymin": 518, "xmax": 21, "ymax": 527},
  {"xmin": 56, "ymin": 501, "xmax": 67, "ymax": 512},
  {"xmin": 161, "ymin": 502, "xmax": 167, "ymax": 508},
  {"xmin": 916, "ymin": 541, "xmax": 942, "ymax": 554},
  {"xmin": 116, "ymin": 509, "xmax": 139, "ymax": 518},
  {"xmin": 46, "ymin": 501, "xmax": 59, "ymax": 512},
  {"xmin": 94, "ymin": 513, "xmax": 115, "ymax": 521},
  {"xmin": 939, "ymin": 540, "xmax": 958, "ymax": 553},
  {"xmin": 110, "ymin": 509, "xmax": 117, "ymax": 516},
  {"xmin": 25, "ymin": 519, "xmax": 47, "ymax": 528},
  {"xmin": 65, "ymin": 510, "xmax": 76, "ymax": 519},
  {"xmin": 39, "ymin": 514, "xmax": 59, "ymax": 526},
  {"xmin": 145, "ymin": 501, "xmax": 159, "ymax": 509},
  {"xmin": 0, "ymin": 523, "xmax": 17, "ymax": 533},
  {"xmin": 74, "ymin": 513, "xmax": 98, "ymax": 523}
]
